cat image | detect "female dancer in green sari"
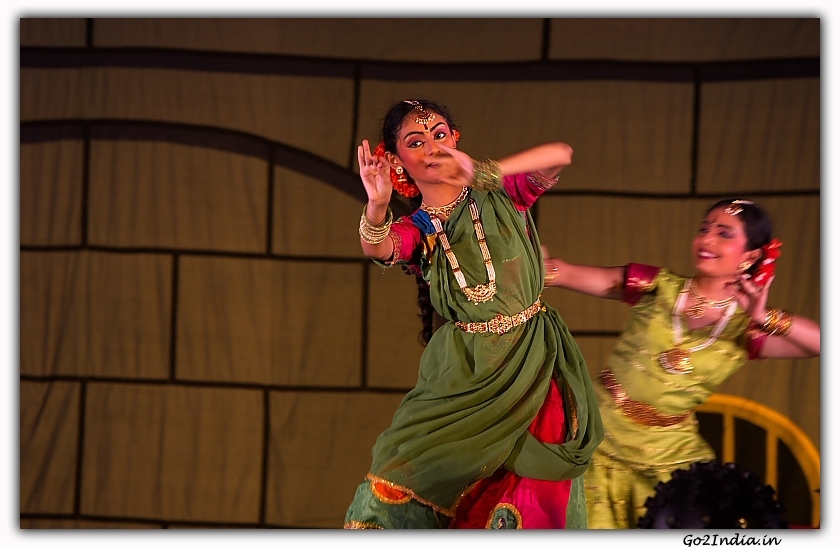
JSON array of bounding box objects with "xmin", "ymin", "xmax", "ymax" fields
[
  {"xmin": 542, "ymin": 198, "xmax": 820, "ymax": 528},
  {"xmin": 344, "ymin": 99, "xmax": 603, "ymax": 529}
]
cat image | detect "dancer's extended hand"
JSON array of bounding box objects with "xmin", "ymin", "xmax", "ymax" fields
[
  {"xmin": 728, "ymin": 274, "xmax": 774, "ymax": 324},
  {"xmin": 426, "ymin": 144, "xmax": 475, "ymax": 187},
  {"xmin": 357, "ymin": 139, "xmax": 392, "ymax": 206}
]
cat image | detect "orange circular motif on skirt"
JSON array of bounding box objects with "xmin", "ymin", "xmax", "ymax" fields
[{"xmin": 371, "ymin": 481, "xmax": 411, "ymax": 504}]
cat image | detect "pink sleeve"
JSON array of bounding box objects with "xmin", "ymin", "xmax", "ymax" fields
[
  {"xmin": 383, "ymin": 217, "xmax": 421, "ymax": 265},
  {"xmin": 623, "ymin": 263, "xmax": 661, "ymax": 305},
  {"xmin": 745, "ymin": 323, "xmax": 768, "ymax": 360},
  {"xmin": 503, "ymin": 172, "xmax": 557, "ymax": 211}
]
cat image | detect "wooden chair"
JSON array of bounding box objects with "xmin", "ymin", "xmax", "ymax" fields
[{"xmin": 696, "ymin": 393, "xmax": 820, "ymax": 528}]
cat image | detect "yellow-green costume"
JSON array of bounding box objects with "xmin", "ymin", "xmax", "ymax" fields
[
  {"xmin": 344, "ymin": 183, "xmax": 603, "ymax": 529},
  {"xmin": 586, "ymin": 265, "xmax": 763, "ymax": 529}
]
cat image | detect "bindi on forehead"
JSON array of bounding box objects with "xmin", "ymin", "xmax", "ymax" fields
[{"xmin": 399, "ymin": 120, "xmax": 446, "ymax": 140}]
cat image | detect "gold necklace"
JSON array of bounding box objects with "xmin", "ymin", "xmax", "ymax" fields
[
  {"xmin": 429, "ymin": 198, "xmax": 496, "ymax": 305},
  {"xmin": 658, "ymin": 279, "xmax": 737, "ymax": 374},
  {"xmin": 420, "ymin": 186, "xmax": 469, "ymax": 218},
  {"xmin": 685, "ymin": 278, "xmax": 736, "ymax": 319}
]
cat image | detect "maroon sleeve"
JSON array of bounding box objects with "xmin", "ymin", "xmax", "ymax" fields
[
  {"xmin": 503, "ymin": 172, "xmax": 558, "ymax": 211},
  {"xmin": 373, "ymin": 217, "xmax": 421, "ymax": 266},
  {"xmin": 745, "ymin": 323, "xmax": 768, "ymax": 360},
  {"xmin": 623, "ymin": 263, "xmax": 661, "ymax": 305}
]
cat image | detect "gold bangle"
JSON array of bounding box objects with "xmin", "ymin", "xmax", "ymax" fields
[
  {"xmin": 471, "ymin": 159, "xmax": 502, "ymax": 192},
  {"xmin": 359, "ymin": 204, "xmax": 392, "ymax": 245},
  {"xmin": 544, "ymin": 263, "xmax": 559, "ymax": 286},
  {"xmin": 762, "ymin": 308, "xmax": 793, "ymax": 336}
]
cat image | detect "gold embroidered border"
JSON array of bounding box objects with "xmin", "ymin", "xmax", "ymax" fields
[
  {"xmin": 485, "ymin": 502, "xmax": 523, "ymax": 529},
  {"xmin": 386, "ymin": 230, "xmax": 402, "ymax": 266},
  {"xmin": 344, "ymin": 520, "xmax": 384, "ymax": 529},
  {"xmin": 366, "ymin": 473, "xmax": 457, "ymax": 518},
  {"xmin": 370, "ymin": 480, "xmax": 411, "ymax": 505},
  {"xmin": 599, "ymin": 370, "xmax": 690, "ymax": 427}
]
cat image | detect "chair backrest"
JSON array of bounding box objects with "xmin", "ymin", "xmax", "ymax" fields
[{"xmin": 696, "ymin": 393, "xmax": 820, "ymax": 528}]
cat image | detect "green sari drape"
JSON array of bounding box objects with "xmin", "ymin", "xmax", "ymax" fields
[{"xmin": 346, "ymin": 188, "xmax": 603, "ymax": 528}]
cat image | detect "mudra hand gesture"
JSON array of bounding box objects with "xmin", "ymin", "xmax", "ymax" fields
[
  {"xmin": 728, "ymin": 274, "xmax": 774, "ymax": 325},
  {"xmin": 429, "ymin": 143, "xmax": 475, "ymax": 187},
  {"xmin": 357, "ymin": 139, "xmax": 392, "ymax": 206}
]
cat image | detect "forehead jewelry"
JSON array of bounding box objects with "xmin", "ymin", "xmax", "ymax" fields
[
  {"xmin": 724, "ymin": 199, "xmax": 754, "ymax": 215},
  {"xmin": 404, "ymin": 100, "xmax": 436, "ymax": 127}
]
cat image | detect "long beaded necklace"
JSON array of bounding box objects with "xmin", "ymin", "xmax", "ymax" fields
[
  {"xmin": 657, "ymin": 278, "xmax": 738, "ymax": 374},
  {"xmin": 428, "ymin": 197, "xmax": 497, "ymax": 304},
  {"xmin": 685, "ymin": 277, "xmax": 736, "ymax": 319}
]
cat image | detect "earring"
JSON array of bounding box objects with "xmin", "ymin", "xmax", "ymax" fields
[
  {"xmin": 394, "ymin": 166, "xmax": 408, "ymax": 183},
  {"xmin": 739, "ymin": 261, "xmax": 752, "ymax": 272}
]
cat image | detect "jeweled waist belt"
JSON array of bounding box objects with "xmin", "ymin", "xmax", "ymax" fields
[
  {"xmin": 598, "ymin": 369, "xmax": 690, "ymax": 427},
  {"xmin": 455, "ymin": 299, "xmax": 544, "ymax": 335}
]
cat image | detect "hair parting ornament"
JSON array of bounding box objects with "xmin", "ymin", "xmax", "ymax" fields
[
  {"xmin": 724, "ymin": 199, "xmax": 754, "ymax": 216},
  {"xmin": 404, "ymin": 99, "xmax": 436, "ymax": 127}
]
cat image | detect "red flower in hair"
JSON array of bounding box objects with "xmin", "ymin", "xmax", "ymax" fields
[
  {"xmin": 372, "ymin": 140, "xmax": 420, "ymax": 198},
  {"xmin": 751, "ymin": 239, "xmax": 782, "ymax": 286}
]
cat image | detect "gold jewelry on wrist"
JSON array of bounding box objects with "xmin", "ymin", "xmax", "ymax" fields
[
  {"xmin": 544, "ymin": 261, "xmax": 559, "ymax": 286},
  {"xmin": 471, "ymin": 159, "xmax": 502, "ymax": 192},
  {"xmin": 762, "ymin": 308, "xmax": 793, "ymax": 336},
  {"xmin": 359, "ymin": 204, "xmax": 393, "ymax": 245}
]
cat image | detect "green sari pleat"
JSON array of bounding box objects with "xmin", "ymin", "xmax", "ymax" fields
[{"xmin": 366, "ymin": 189, "xmax": 603, "ymax": 514}]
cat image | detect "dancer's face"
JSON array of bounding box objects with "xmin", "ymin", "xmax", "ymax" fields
[
  {"xmin": 692, "ymin": 207, "xmax": 759, "ymax": 279},
  {"xmin": 387, "ymin": 114, "xmax": 458, "ymax": 184}
]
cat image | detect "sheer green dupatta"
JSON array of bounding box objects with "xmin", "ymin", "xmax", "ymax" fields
[
  {"xmin": 503, "ymin": 306, "xmax": 604, "ymax": 482},
  {"xmin": 366, "ymin": 189, "xmax": 604, "ymax": 517}
]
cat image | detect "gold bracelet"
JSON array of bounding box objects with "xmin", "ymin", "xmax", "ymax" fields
[
  {"xmin": 359, "ymin": 204, "xmax": 393, "ymax": 245},
  {"xmin": 762, "ymin": 308, "xmax": 793, "ymax": 336},
  {"xmin": 471, "ymin": 159, "xmax": 502, "ymax": 192},
  {"xmin": 544, "ymin": 261, "xmax": 559, "ymax": 286}
]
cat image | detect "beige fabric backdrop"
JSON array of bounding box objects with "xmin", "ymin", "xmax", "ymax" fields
[{"xmin": 19, "ymin": 17, "xmax": 820, "ymax": 529}]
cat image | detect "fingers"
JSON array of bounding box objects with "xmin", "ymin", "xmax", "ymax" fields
[
  {"xmin": 726, "ymin": 277, "xmax": 754, "ymax": 301},
  {"xmin": 358, "ymin": 140, "xmax": 374, "ymax": 170},
  {"xmin": 375, "ymin": 155, "xmax": 392, "ymax": 175},
  {"xmin": 439, "ymin": 144, "xmax": 474, "ymax": 171},
  {"xmin": 363, "ymin": 140, "xmax": 374, "ymax": 164},
  {"xmin": 357, "ymin": 145, "xmax": 365, "ymax": 169}
]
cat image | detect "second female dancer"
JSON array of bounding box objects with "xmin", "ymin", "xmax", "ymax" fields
[{"xmin": 542, "ymin": 198, "xmax": 820, "ymax": 528}]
